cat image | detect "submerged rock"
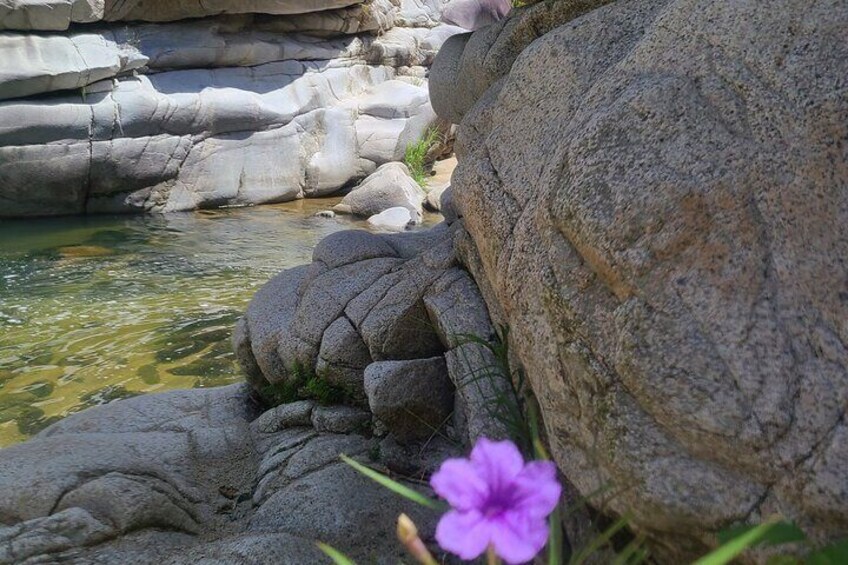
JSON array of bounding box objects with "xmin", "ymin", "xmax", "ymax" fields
[{"xmin": 367, "ymin": 206, "xmax": 415, "ymax": 230}]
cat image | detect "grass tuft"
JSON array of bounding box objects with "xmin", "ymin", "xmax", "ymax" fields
[
  {"xmin": 256, "ymin": 362, "xmax": 349, "ymax": 407},
  {"xmin": 404, "ymin": 128, "xmax": 442, "ymax": 187}
]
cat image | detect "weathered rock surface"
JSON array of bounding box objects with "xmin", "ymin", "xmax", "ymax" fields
[
  {"xmin": 431, "ymin": 0, "xmax": 848, "ymax": 559},
  {"xmin": 0, "ymin": 0, "xmax": 461, "ymax": 217},
  {"xmin": 365, "ymin": 357, "xmax": 454, "ymax": 441},
  {"xmin": 0, "ymin": 384, "xmax": 443, "ymax": 563},
  {"xmin": 335, "ymin": 161, "xmax": 426, "ymax": 221}
]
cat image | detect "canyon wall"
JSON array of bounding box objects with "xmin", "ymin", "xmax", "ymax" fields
[{"xmin": 0, "ymin": 0, "xmax": 462, "ymax": 216}]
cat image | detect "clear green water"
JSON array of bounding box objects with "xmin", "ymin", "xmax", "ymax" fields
[{"xmin": 0, "ymin": 199, "xmax": 369, "ymax": 447}]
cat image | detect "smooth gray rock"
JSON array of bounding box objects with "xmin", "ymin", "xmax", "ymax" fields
[
  {"xmin": 424, "ymin": 182, "xmax": 448, "ymax": 211},
  {"xmin": 0, "ymin": 0, "xmax": 363, "ymax": 31},
  {"xmin": 367, "ymin": 206, "xmax": 415, "ymax": 230},
  {"xmin": 0, "ymin": 32, "xmax": 147, "ymax": 101},
  {"xmin": 431, "ymin": 0, "xmax": 848, "ymax": 557},
  {"xmin": 0, "ymin": 64, "xmax": 435, "ymax": 216},
  {"xmin": 334, "ymin": 162, "xmax": 426, "ymax": 222},
  {"xmin": 364, "ymin": 357, "xmax": 454, "ymax": 441},
  {"xmin": 0, "ymin": 0, "xmax": 100, "ymax": 31}
]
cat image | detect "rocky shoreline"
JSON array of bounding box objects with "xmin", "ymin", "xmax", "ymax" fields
[{"xmin": 1, "ymin": 0, "xmax": 846, "ymax": 562}]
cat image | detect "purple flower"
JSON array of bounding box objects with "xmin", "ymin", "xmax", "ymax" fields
[{"xmin": 430, "ymin": 438, "xmax": 562, "ymax": 564}]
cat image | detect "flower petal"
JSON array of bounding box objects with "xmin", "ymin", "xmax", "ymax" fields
[
  {"xmin": 470, "ymin": 438, "xmax": 525, "ymax": 490},
  {"xmin": 490, "ymin": 511, "xmax": 550, "ymax": 564},
  {"xmin": 435, "ymin": 510, "xmax": 493, "ymax": 560},
  {"xmin": 430, "ymin": 458, "xmax": 488, "ymax": 511},
  {"xmin": 512, "ymin": 460, "xmax": 562, "ymax": 518}
]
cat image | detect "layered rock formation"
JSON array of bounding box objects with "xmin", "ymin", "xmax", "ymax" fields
[
  {"xmin": 0, "ymin": 0, "xmax": 462, "ymax": 216},
  {"xmin": 431, "ymin": 0, "xmax": 848, "ymax": 559}
]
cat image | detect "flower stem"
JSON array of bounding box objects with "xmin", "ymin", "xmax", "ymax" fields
[{"xmin": 486, "ymin": 545, "xmax": 502, "ymax": 565}]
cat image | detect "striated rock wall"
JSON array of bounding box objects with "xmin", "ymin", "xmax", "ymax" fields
[
  {"xmin": 431, "ymin": 0, "xmax": 848, "ymax": 559},
  {"xmin": 0, "ymin": 0, "xmax": 462, "ymax": 217}
]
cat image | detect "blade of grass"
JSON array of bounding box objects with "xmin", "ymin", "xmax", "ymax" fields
[
  {"xmin": 548, "ymin": 504, "xmax": 564, "ymax": 565},
  {"xmin": 340, "ymin": 454, "xmax": 439, "ymax": 509},
  {"xmin": 692, "ymin": 521, "xmax": 779, "ymax": 565},
  {"xmin": 569, "ymin": 516, "xmax": 630, "ymax": 565},
  {"xmin": 317, "ymin": 542, "xmax": 357, "ymax": 565},
  {"xmin": 611, "ymin": 533, "xmax": 648, "ymax": 565}
]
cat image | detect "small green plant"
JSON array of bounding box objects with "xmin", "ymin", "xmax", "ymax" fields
[
  {"xmin": 303, "ymin": 373, "xmax": 346, "ymax": 405},
  {"xmin": 404, "ymin": 128, "xmax": 442, "ymax": 187},
  {"xmin": 256, "ymin": 362, "xmax": 348, "ymax": 407}
]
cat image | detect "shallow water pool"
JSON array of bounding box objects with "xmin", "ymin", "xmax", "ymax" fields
[{"xmin": 0, "ymin": 199, "xmax": 388, "ymax": 446}]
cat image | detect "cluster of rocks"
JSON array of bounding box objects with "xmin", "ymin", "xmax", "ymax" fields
[
  {"xmin": 233, "ymin": 221, "xmax": 512, "ymax": 445},
  {"xmin": 0, "ymin": 0, "xmax": 464, "ymax": 216},
  {"xmin": 0, "ymin": 384, "xmax": 452, "ymax": 563}
]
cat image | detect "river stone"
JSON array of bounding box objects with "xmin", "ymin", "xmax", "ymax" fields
[
  {"xmin": 430, "ymin": 0, "xmax": 848, "ymax": 558},
  {"xmin": 367, "ymin": 206, "xmax": 414, "ymax": 230},
  {"xmin": 364, "ymin": 357, "xmax": 454, "ymax": 442},
  {"xmin": 424, "ymin": 182, "xmax": 448, "ymax": 212},
  {"xmin": 335, "ymin": 162, "xmax": 426, "ymax": 222}
]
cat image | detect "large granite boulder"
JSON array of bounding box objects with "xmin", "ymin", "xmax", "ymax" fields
[
  {"xmin": 0, "ymin": 0, "xmax": 462, "ymax": 217},
  {"xmin": 430, "ymin": 0, "xmax": 848, "ymax": 559}
]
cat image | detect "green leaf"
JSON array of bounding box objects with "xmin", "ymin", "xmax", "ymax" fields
[
  {"xmin": 806, "ymin": 539, "xmax": 848, "ymax": 565},
  {"xmin": 340, "ymin": 454, "xmax": 439, "ymax": 509},
  {"xmin": 694, "ymin": 522, "xmax": 783, "ymax": 565},
  {"xmin": 718, "ymin": 522, "xmax": 806, "ymax": 547},
  {"xmin": 317, "ymin": 542, "xmax": 357, "ymax": 565}
]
